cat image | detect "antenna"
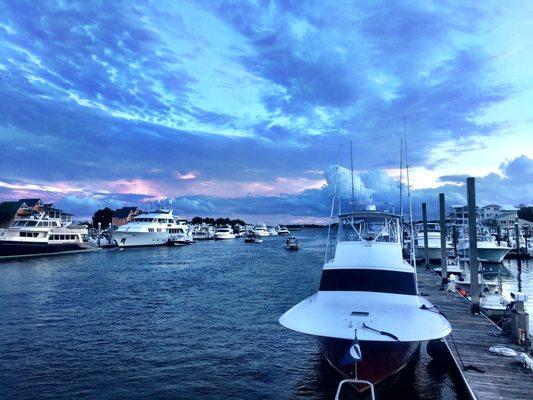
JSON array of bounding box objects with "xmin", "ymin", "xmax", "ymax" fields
[
  {"xmin": 404, "ymin": 116, "xmax": 418, "ymax": 288},
  {"xmin": 325, "ymin": 121, "xmax": 345, "ymax": 264},
  {"xmin": 399, "ymin": 137, "xmax": 403, "ymax": 217},
  {"xmin": 350, "ymin": 140, "xmax": 355, "ymax": 211}
]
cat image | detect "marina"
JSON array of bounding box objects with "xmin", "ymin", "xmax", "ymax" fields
[{"xmin": 1, "ymin": 2, "xmax": 532, "ymax": 399}]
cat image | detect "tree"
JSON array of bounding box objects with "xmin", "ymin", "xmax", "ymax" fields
[
  {"xmin": 518, "ymin": 206, "xmax": 533, "ymax": 223},
  {"xmin": 0, "ymin": 203, "xmax": 15, "ymax": 228},
  {"xmin": 92, "ymin": 207, "xmax": 114, "ymax": 229},
  {"xmin": 191, "ymin": 216, "xmax": 204, "ymax": 225}
]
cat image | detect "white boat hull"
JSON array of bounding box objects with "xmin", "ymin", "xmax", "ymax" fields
[{"xmin": 112, "ymin": 231, "xmax": 169, "ymax": 247}]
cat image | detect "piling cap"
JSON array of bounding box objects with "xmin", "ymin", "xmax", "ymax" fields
[{"xmin": 511, "ymin": 292, "xmax": 528, "ymax": 302}]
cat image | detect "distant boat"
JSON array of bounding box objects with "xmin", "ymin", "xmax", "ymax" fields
[
  {"xmin": 276, "ymin": 225, "xmax": 290, "ymax": 236},
  {"xmin": 244, "ymin": 232, "xmax": 263, "ymax": 243},
  {"xmin": 112, "ymin": 209, "xmax": 187, "ymax": 248},
  {"xmin": 413, "ymin": 222, "xmax": 452, "ymax": 261},
  {"xmin": 252, "ymin": 223, "xmax": 269, "ymax": 237},
  {"xmin": 267, "ymin": 226, "xmax": 278, "ymax": 236},
  {"xmin": 279, "ymin": 210, "xmax": 451, "ymax": 391},
  {"xmin": 214, "ymin": 225, "xmax": 236, "ymax": 240},
  {"xmin": 0, "ymin": 211, "xmax": 95, "ymax": 259},
  {"xmin": 284, "ymin": 236, "xmax": 298, "ymax": 250}
]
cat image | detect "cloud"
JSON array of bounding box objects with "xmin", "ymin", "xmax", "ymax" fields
[{"xmin": 0, "ymin": 1, "xmax": 531, "ymax": 221}]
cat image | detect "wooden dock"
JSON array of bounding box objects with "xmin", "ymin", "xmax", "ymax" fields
[{"xmin": 417, "ymin": 267, "xmax": 532, "ymax": 400}]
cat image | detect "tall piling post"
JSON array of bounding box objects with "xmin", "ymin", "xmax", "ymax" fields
[
  {"xmin": 422, "ymin": 203, "xmax": 429, "ymax": 269},
  {"xmin": 439, "ymin": 193, "xmax": 447, "ymax": 285},
  {"xmin": 515, "ymin": 221, "xmax": 522, "ymax": 268},
  {"xmin": 467, "ymin": 177, "xmax": 480, "ymax": 314},
  {"xmin": 496, "ymin": 224, "xmax": 501, "ymax": 246}
]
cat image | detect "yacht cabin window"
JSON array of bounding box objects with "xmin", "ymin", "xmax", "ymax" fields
[{"xmin": 337, "ymin": 215, "xmax": 400, "ymax": 243}]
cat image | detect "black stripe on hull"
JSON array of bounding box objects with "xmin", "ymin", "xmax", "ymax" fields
[
  {"xmin": 319, "ymin": 337, "xmax": 419, "ymax": 392},
  {"xmin": 319, "ymin": 269, "xmax": 417, "ymax": 295},
  {"xmin": 0, "ymin": 241, "xmax": 87, "ymax": 257}
]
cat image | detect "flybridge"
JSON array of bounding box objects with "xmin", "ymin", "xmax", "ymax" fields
[{"xmin": 326, "ymin": 211, "xmax": 403, "ymax": 266}]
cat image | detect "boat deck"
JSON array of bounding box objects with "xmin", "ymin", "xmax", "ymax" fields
[{"xmin": 417, "ymin": 267, "xmax": 532, "ymax": 400}]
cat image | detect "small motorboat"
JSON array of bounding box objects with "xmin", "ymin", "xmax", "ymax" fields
[
  {"xmin": 284, "ymin": 237, "xmax": 299, "ymax": 250},
  {"xmin": 244, "ymin": 232, "xmax": 263, "ymax": 243}
]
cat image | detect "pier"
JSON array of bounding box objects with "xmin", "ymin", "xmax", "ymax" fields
[{"xmin": 418, "ymin": 267, "xmax": 533, "ymax": 399}]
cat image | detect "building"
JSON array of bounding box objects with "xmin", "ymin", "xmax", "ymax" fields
[
  {"xmin": 0, "ymin": 198, "xmax": 72, "ymax": 228},
  {"xmin": 112, "ymin": 207, "xmax": 141, "ymax": 227},
  {"xmin": 480, "ymin": 203, "xmax": 518, "ymax": 222}
]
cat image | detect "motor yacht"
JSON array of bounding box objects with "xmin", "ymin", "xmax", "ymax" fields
[
  {"xmin": 0, "ymin": 212, "xmax": 94, "ymax": 259},
  {"xmin": 267, "ymin": 226, "xmax": 278, "ymax": 236},
  {"xmin": 192, "ymin": 224, "xmax": 214, "ymax": 240},
  {"xmin": 413, "ymin": 222, "xmax": 452, "ymax": 261},
  {"xmin": 214, "ymin": 225, "xmax": 236, "ymax": 240},
  {"xmin": 276, "ymin": 225, "xmax": 290, "ymax": 236},
  {"xmin": 252, "ymin": 223, "xmax": 269, "ymax": 237},
  {"xmin": 112, "ymin": 209, "xmax": 187, "ymax": 247},
  {"xmin": 279, "ymin": 210, "xmax": 451, "ymax": 390}
]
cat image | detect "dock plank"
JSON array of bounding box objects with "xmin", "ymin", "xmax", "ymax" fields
[{"xmin": 417, "ymin": 267, "xmax": 532, "ymax": 400}]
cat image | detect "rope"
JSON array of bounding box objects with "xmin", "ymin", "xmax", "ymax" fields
[
  {"xmin": 362, "ymin": 322, "xmax": 400, "ymax": 341},
  {"xmin": 449, "ymin": 332, "xmax": 485, "ymax": 373}
]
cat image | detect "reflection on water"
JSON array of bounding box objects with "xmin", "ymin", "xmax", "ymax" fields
[{"xmin": 1, "ymin": 229, "xmax": 466, "ymax": 399}]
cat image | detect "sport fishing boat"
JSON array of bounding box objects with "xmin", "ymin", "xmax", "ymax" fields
[
  {"xmin": 457, "ymin": 226, "xmax": 510, "ymax": 263},
  {"xmin": 413, "ymin": 222, "xmax": 452, "ymax": 261},
  {"xmin": 0, "ymin": 212, "xmax": 94, "ymax": 259},
  {"xmin": 279, "ymin": 210, "xmax": 451, "ymax": 390},
  {"xmin": 112, "ymin": 209, "xmax": 187, "ymax": 247}
]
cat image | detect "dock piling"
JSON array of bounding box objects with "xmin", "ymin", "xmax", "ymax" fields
[
  {"xmin": 439, "ymin": 193, "xmax": 447, "ymax": 285},
  {"xmin": 422, "ymin": 203, "xmax": 429, "ymax": 269},
  {"xmin": 515, "ymin": 222, "xmax": 522, "ymax": 268},
  {"xmin": 466, "ymin": 177, "xmax": 480, "ymax": 314}
]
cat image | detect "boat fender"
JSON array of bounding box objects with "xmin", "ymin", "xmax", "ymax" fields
[
  {"xmin": 426, "ymin": 339, "xmax": 450, "ymax": 363},
  {"xmin": 487, "ymin": 346, "xmax": 518, "ymax": 357},
  {"xmin": 457, "ymin": 288, "xmax": 467, "ymax": 297},
  {"xmin": 517, "ymin": 352, "xmax": 533, "ymax": 371}
]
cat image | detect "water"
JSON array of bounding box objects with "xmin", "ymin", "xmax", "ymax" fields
[{"xmin": 1, "ymin": 229, "xmax": 467, "ymax": 399}]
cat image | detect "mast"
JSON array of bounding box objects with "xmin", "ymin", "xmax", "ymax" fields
[{"xmin": 350, "ymin": 140, "xmax": 355, "ymax": 212}]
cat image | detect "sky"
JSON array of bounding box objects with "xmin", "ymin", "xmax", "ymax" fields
[{"xmin": 0, "ymin": 0, "xmax": 532, "ymax": 223}]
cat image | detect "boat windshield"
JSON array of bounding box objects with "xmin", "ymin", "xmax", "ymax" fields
[{"xmin": 337, "ymin": 214, "xmax": 400, "ymax": 243}]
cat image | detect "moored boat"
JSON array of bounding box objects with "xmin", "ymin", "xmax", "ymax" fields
[
  {"xmin": 279, "ymin": 210, "xmax": 451, "ymax": 391},
  {"xmin": 112, "ymin": 209, "xmax": 187, "ymax": 248},
  {"xmin": 0, "ymin": 211, "xmax": 95, "ymax": 259}
]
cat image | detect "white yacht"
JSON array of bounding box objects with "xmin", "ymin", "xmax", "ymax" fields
[
  {"xmin": 192, "ymin": 224, "xmax": 214, "ymax": 240},
  {"xmin": 252, "ymin": 223, "xmax": 269, "ymax": 237},
  {"xmin": 233, "ymin": 225, "xmax": 246, "ymax": 237},
  {"xmin": 267, "ymin": 226, "xmax": 278, "ymax": 236},
  {"xmin": 279, "ymin": 210, "xmax": 451, "ymax": 390},
  {"xmin": 457, "ymin": 226, "xmax": 510, "ymax": 263},
  {"xmin": 0, "ymin": 212, "xmax": 93, "ymax": 258},
  {"xmin": 276, "ymin": 225, "xmax": 290, "ymax": 236},
  {"xmin": 112, "ymin": 209, "xmax": 187, "ymax": 247},
  {"xmin": 414, "ymin": 222, "xmax": 452, "ymax": 261},
  {"xmin": 214, "ymin": 225, "xmax": 235, "ymax": 240}
]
